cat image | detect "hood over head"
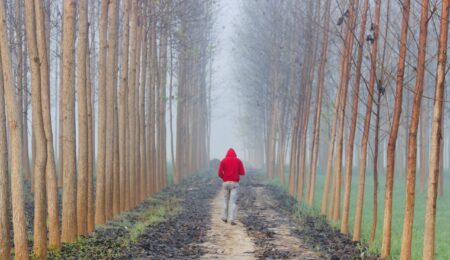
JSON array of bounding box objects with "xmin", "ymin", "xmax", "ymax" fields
[{"xmin": 226, "ymin": 148, "xmax": 237, "ymax": 158}]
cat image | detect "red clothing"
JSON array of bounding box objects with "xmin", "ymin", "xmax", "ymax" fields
[{"xmin": 217, "ymin": 148, "xmax": 245, "ymax": 182}]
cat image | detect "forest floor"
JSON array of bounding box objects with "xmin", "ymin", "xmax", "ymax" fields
[{"xmin": 46, "ymin": 170, "xmax": 376, "ymax": 259}]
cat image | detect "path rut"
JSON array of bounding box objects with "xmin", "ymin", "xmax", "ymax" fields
[
  {"xmin": 201, "ymin": 189, "xmax": 256, "ymax": 259},
  {"xmin": 201, "ymin": 175, "xmax": 321, "ymax": 260}
]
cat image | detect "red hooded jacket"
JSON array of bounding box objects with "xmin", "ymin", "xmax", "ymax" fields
[{"xmin": 217, "ymin": 148, "xmax": 245, "ymax": 182}]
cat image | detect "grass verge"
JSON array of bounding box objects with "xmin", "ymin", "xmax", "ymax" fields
[
  {"xmin": 273, "ymin": 168, "xmax": 450, "ymax": 260},
  {"xmin": 48, "ymin": 196, "xmax": 180, "ymax": 259}
]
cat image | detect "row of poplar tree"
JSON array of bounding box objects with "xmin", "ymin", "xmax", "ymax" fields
[
  {"xmin": 0, "ymin": 0, "xmax": 214, "ymax": 259},
  {"xmin": 237, "ymin": 0, "xmax": 449, "ymax": 259}
]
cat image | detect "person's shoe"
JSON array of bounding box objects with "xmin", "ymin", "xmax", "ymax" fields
[
  {"xmin": 230, "ymin": 221, "xmax": 237, "ymax": 225},
  {"xmin": 221, "ymin": 217, "xmax": 227, "ymax": 223}
]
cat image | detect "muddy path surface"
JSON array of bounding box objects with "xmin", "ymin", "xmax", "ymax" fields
[
  {"xmin": 49, "ymin": 173, "xmax": 219, "ymax": 259},
  {"xmin": 200, "ymin": 188, "xmax": 256, "ymax": 259},
  {"xmin": 48, "ymin": 170, "xmax": 375, "ymax": 259},
  {"xmin": 237, "ymin": 173, "xmax": 376, "ymax": 260}
]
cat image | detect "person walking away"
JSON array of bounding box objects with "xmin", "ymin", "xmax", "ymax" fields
[{"xmin": 217, "ymin": 148, "xmax": 245, "ymax": 225}]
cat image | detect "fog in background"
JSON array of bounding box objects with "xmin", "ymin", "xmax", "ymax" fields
[
  {"xmin": 27, "ymin": 0, "xmax": 245, "ymax": 163},
  {"xmin": 209, "ymin": 0, "xmax": 243, "ymax": 160}
]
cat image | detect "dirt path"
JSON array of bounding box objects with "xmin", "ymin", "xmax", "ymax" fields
[
  {"xmin": 201, "ymin": 189, "xmax": 256, "ymax": 259},
  {"xmin": 201, "ymin": 177, "xmax": 320, "ymax": 260},
  {"xmin": 48, "ymin": 171, "xmax": 374, "ymax": 259},
  {"xmin": 246, "ymin": 186, "xmax": 319, "ymax": 259},
  {"xmin": 237, "ymin": 173, "xmax": 376, "ymax": 259},
  {"xmin": 237, "ymin": 180, "xmax": 321, "ymax": 259}
]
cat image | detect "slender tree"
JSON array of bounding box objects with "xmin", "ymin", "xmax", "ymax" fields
[
  {"xmin": 158, "ymin": 2, "xmax": 169, "ymax": 190},
  {"xmin": 34, "ymin": 0, "xmax": 60, "ymax": 248},
  {"xmin": 134, "ymin": 5, "xmax": 142, "ymax": 202},
  {"xmin": 147, "ymin": 2, "xmax": 157, "ymax": 194},
  {"xmin": 422, "ymin": 1, "xmax": 449, "ymax": 258},
  {"xmin": 24, "ymin": 0, "xmax": 48, "ymax": 257},
  {"xmin": 139, "ymin": 17, "xmax": 148, "ymax": 201},
  {"xmin": 76, "ymin": 0, "xmax": 89, "ymax": 235},
  {"xmin": 58, "ymin": 7, "xmax": 65, "ymax": 189},
  {"xmin": 128, "ymin": 0, "xmax": 138, "ymax": 207},
  {"xmin": 0, "ymin": 55, "xmax": 10, "ymax": 260},
  {"xmin": 307, "ymin": 0, "xmax": 331, "ymax": 206},
  {"xmin": 399, "ymin": 0, "xmax": 429, "ymax": 258},
  {"xmin": 87, "ymin": 45, "xmax": 95, "ymax": 232},
  {"xmin": 322, "ymin": 92, "xmax": 340, "ymax": 215},
  {"xmin": 341, "ymin": 0, "xmax": 368, "ymax": 233},
  {"xmin": 381, "ymin": 0, "xmax": 410, "ymax": 256},
  {"xmin": 61, "ymin": 0, "xmax": 78, "ymax": 243},
  {"xmin": 119, "ymin": 0, "xmax": 130, "ymax": 212},
  {"xmin": 105, "ymin": 0, "xmax": 119, "ymax": 220},
  {"xmin": 331, "ymin": 0, "xmax": 357, "ymax": 222},
  {"xmin": 0, "ymin": 0, "xmax": 29, "ymax": 256},
  {"xmin": 15, "ymin": 0, "xmax": 29, "ymax": 184},
  {"xmin": 352, "ymin": 0, "xmax": 380, "ymax": 241},
  {"xmin": 95, "ymin": 0, "xmax": 109, "ymax": 224}
]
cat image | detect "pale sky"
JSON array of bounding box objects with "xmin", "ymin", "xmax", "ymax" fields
[{"xmin": 209, "ymin": 0, "xmax": 244, "ymax": 160}]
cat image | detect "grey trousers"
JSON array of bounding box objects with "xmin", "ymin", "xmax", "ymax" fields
[{"xmin": 222, "ymin": 181, "xmax": 239, "ymax": 222}]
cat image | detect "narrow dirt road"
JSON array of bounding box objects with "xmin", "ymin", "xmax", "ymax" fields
[
  {"xmin": 240, "ymin": 184, "xmax": 319, "ymax": 259},
  {"xmin": 201, "ymin": 178, "xmax": 320, "ymax": 259},
  {"xmin": 49, "ymin": 171, "xmax": 374, "ymax": 259},
  {"xmin": 201, "ymin": 190, "xmax": 256, "ymax": 259},
  {"xmin": 200, "ymin": 172, "xmax": 375, "ymax": 259}
]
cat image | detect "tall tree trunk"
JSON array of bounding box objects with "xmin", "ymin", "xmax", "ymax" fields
[
  {"xmin": 105, "ymin": 0, "xmax": 118, "ymax": 220},
  {"xmin": 322, "ymin": 91, "xmax": 340, "ymax": 215},
  {"xmin": 158, "ymin": 6, "xmax": 168, "ymax": 190},
  {"xmin": 22, "ymin": 76, "xmax": 30, "ymax": 186},
  {"xmin": 128, "ymin": 0, "xmax": 138, "ymax": 207},
  {"xmin": 174, "ymin": 13, "xmax": 186, "ymax": 185},
  {"xmin": 95, "ymin": 0, "xmax": 109, "ymax": 224},
  {"xmin": 87, "ymin": 46, "xmax": 95, "ymax": 232},
  {"xmin": 422, "ymin": 1, "xmax": 449, "ymax": 258},
  {"xmin": 24, "ymin": 1, "xmax": 48, "ymax": 257},
  {"xmin": 265, "ymin": 29, "xmax": 280, "ymax": 180},
  {"xmin": 58, "ymin": 14, "xmax": 64, "ymax": 188},
  {"xmin": 169, "ymin": 31, "xmax": 176, "ymax": 184},
  {"xmin": 307, "ymin": 0, "xmax": 331, "ymax": 206},
  {"xmin": 296, "ymin": 0, "xmax": 316, "ymax": 201},
  {"xmin": 112, "ymin": 5, "xmax": 120, "ymax": 215},
  {"xmin": 119, "ymin": 0, "xmax": 130, "ymax": 213},
  {"xmin": 297, "ymin": 86, "xmax": 311, "ymax": 202},
  {"xmin": 399, "ymin": 0, "xmax": 429, "ymax": 258},
  {"xmin": 0, "ymin": 51, "xmax": 10, "ymax": 260},
  {"xmin": 341, "ymin": 0, "xmax": 368, "ymax": 234},
  {"xmin": 76, "ymin": 0, "xmax": 89, "ymax": 236},
  {"xmin": 147, "ymin": 4, "xmax": 157, "ymax": 194},
  {"xmin": 286, "ymin": 23, "xmax": 301, "ymax": 191},
  {"xmin": 34, "ymin": 0, "xmax": 60, "ymax": 248},
  {"xmin": 371, "ymin": 0, "xmax": 390, "ymax": 243},
  {"xmin": 352, "ymin": 0, "xmax": 380, "ymax": 240},
  {"xmin": 134, "ymin": 7, "xmax": 142, "ymax": 204},
  {"xmin": 0, "ymin": 0, "xmax": 30, "ymax": 257},
  {"xmin": 87, "ymin": 0, "xmax": 97, "ymax": 231},
  {"xmin": 331, "ymin": 0, "xmax": 357, "ymax": 222},
  {"xmin": 381, "ymin": 0, "xmax": 410, "ymax": 257},
  {"xmin": 61, "ymin": 0, "xmax": 78, "ymax": 243},
  {"xmin": 113, "ymin": 57, "xmax": 120, "ymax": 214},
  {"xmin": 371, "ymin": 87, "xmax": 382, "ymax": 244},
  {"xmin": 15, "ymin": 0, "xmax": 29, "ymax": 183},
  {"xmin": 139, "ymin": 20, "xmax": 148, "ymax": 202}
]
